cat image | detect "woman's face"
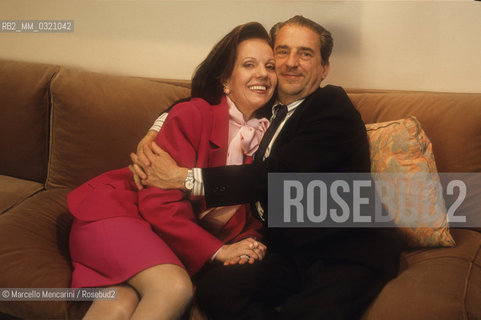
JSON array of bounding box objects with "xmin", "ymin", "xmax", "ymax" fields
[{"xmin": 225, "ymin": 38, "xmax": 277, "ymax": 116}]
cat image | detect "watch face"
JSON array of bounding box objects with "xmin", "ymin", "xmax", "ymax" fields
[{"xmin": 185, "ymin": 179, "xmax": 194, "ymax": 190}]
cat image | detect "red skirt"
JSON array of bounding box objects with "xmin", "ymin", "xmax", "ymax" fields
[{"xmin": 69, "ymin": 216, "xmax": 184, "ymax": 288}]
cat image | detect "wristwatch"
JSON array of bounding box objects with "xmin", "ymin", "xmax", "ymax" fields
[{"xmin": 184, "ymin": 169, "xmax": 194, "ymax": 191}]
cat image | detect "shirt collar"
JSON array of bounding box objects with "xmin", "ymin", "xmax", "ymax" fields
[
  {"xmin": 273, "ymin": 98, "xmax": 305, "ymax": 115},
  {"xmin": 226, "ymin": 96, "xmax": 245, "ymax": 124}
]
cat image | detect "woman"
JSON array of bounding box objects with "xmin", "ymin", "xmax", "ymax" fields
[{"xmin": 68, "ymin": 22, "xmax": 277, "ymax": 319}]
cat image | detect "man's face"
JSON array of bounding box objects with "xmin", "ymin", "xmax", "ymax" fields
[{"xmin": 274, "ymin": 24, "xmax": 330, "ymax": 105}]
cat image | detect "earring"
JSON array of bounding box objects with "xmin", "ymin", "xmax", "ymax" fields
[{"xmin": 223, "ymin": 85, "xmax": 231, "ymax": 95}]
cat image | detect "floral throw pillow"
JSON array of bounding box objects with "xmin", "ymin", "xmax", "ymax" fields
[{"xmin": 366, "ymin": 116, "xmax": 455, "ymax": 248}]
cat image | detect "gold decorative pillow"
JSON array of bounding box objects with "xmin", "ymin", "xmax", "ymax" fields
[{"xmin": 366, "ymin": 116, "xmax": 455, "ymax": 248}]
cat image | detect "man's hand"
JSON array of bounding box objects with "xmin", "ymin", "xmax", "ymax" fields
[
  {"xmin": 137, "ymin": 130, "xmax": 158, "ymax": 167},
  {"xmin": 216, "ymin": 238, "xmax": 267, "ymax": 266},
  {"xmin": 130, "ymin": 130, "xmax": 158, "ymax": 190},
  {"xmin": 130, "ymin": 141, "xmax": 188, "ymax": 191}
]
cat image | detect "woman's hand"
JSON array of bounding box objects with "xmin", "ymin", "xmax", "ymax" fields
[{"xmin": 215, "ymin": 238, "xmax": 267, "ymax": 266}]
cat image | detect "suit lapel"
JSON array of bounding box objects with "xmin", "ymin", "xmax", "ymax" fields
[{"xmin": 269, "ymin": 87, "xmax": 322, "ymax": 155}]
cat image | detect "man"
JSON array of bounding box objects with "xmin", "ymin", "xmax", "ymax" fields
[{"xmin": 131, "ymin": 16, "xmax": 401, "ymax": 319}]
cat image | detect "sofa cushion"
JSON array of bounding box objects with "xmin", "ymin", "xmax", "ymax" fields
[
  {"xmin": 349, "ymin": 90, "xmax": 481, "ymax": 230},
  {"xmin": 364, "ymin": 229, "xmax": 481, "ymax": 319},
  {"xmin": 0, "ymin": 188, "xmax": 89, "ymax": 319},
  {"xmin": 47, "ymin": 67, "xmax": 190, "ymax": 189},
  {"xmin": 0, "ymin": 59, "xmax": 60, "ymax": 183},
  {"xmin": 0, "ymin": 175, "xmax": 43, "ymax": 214},
  {"xmin": 348, "ymin": 90, "xmax": 481, "ymax": 173},
  {"xmin": 366, "ymin": 117, "xmax": 455, "ymax": 248}
]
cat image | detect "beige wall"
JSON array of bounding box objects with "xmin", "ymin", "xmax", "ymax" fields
[{"xmin": 1, "ymin": 0, "xmax": 480, "ymax": 93}]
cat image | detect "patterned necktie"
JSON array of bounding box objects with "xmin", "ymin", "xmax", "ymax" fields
[{"xmin": 255, "ymin": 104, "xmax": 288, "ymax": 161}]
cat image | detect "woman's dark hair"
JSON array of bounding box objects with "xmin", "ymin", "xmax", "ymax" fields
[{"xmin": 191, "ymin": 22, "xmax": 272, "ymax": 105}]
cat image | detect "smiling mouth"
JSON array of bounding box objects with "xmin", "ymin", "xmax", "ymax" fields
[
  {"xmin": 282, "ymin": 74, "xmax": 302, "ymax": 79},
  {"xmin": 248, "ymin": 85, "xmax": 269, "ymax": 92}
]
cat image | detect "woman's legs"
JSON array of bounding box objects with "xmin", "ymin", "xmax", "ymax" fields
[
  {"xmin": 83, "ymin": 285, "xmax": 139, "ymax": 320},
  {"xmin": 70, "ymin": 215, "xmax": 192, "ymax": 319},
  {"xmin": 128, "ymin": 264, "xmax": 193, "ymax": 320},
  {"xmin": 83, "ymin": 264, "xmax": 192, "ymax": 320}
]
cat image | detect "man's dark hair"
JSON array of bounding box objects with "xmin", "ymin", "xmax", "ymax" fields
[
  {"xmin": 191, "ymin": 22, "xmax": 271, "ymax": 105},
  {"xmin": 270, "ymin": 15, "xmax": 333, "ymax": 66}
]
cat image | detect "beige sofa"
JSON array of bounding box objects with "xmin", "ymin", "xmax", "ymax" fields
[{"xmin": 1, "ymin": 59, "xmax": 480, "ymax": 319}]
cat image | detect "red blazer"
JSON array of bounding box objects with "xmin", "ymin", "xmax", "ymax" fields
[{"xmin": 68, "ymin": 97, "xmax": 262, "ymax": 275}]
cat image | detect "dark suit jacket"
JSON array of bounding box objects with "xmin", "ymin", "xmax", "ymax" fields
[{"xmin": 202, "ymin": 85, "xmax": 401, "ymax": 277}]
